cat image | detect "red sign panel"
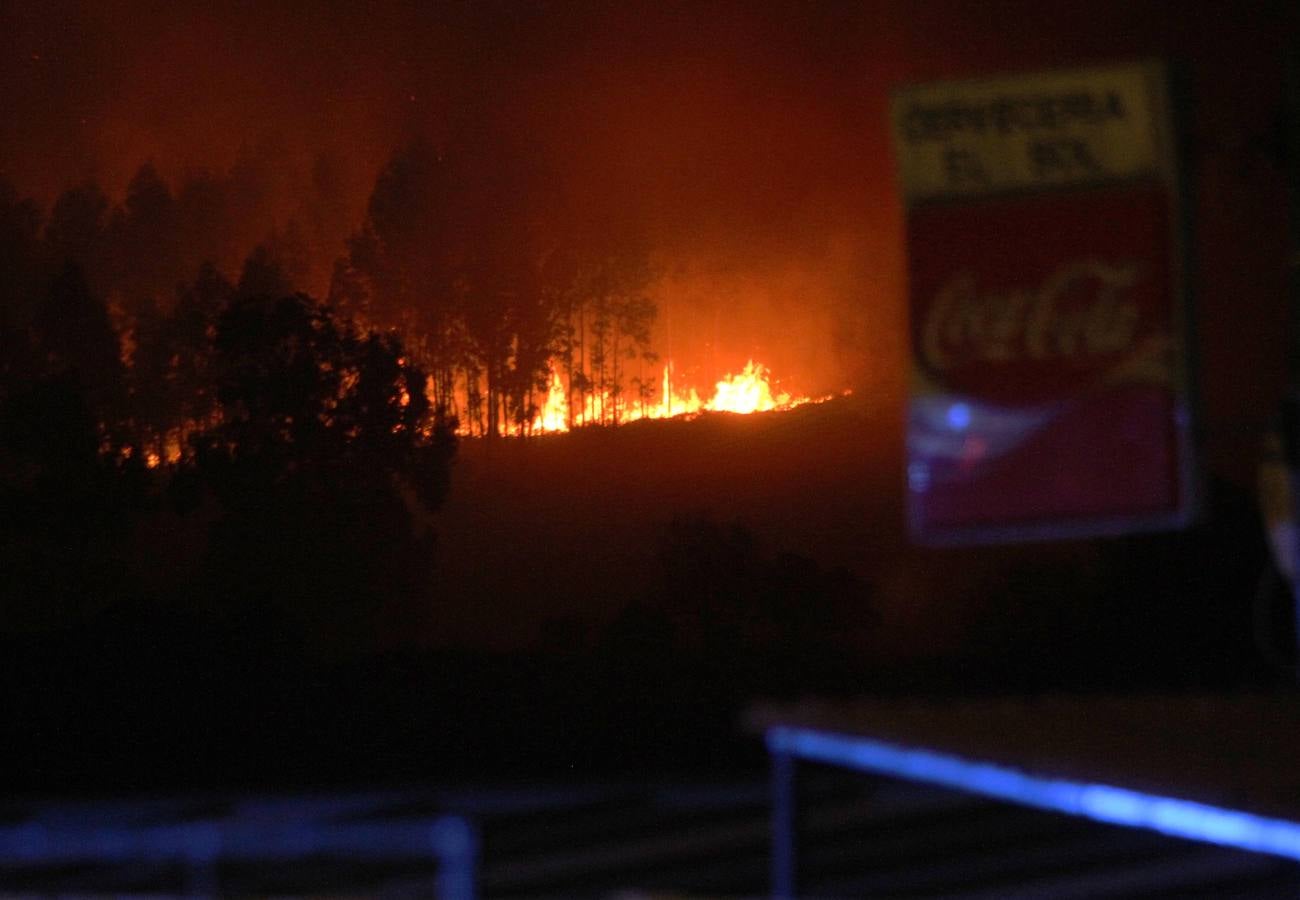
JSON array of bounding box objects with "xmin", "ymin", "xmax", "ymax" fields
[
  {"xmin": 905, "ymin": 181, "xmax": 1193, "ymax": 542},
  {"xmin": 896, "ymin": 61, "xmax": 1196, "ymax": 544}
]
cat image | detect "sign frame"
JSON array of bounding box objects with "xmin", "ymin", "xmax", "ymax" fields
[{"xmin": 893, "ymin": 59, "xmax": 1199, "ymax": 545}]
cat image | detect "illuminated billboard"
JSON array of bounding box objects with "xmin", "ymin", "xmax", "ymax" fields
[{"xmin": 892, "ymin": 61, "xmax": 1196, "ymax": 543}]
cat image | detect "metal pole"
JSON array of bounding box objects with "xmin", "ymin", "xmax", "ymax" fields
[
  {"xmin": 432, "ymin": 816, "xmax": 478, "ymax": 900},
  {"xmin": 770, "ymin": 738, "xmax": 796, "ymax": 900}
]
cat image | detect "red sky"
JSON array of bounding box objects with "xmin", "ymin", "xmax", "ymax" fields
[{"xmin": 2, "ymin": 0, "xmax": 1295, "ymax": 463}]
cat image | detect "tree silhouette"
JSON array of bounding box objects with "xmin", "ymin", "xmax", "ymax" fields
[
  {"xmin": 34, "ymin": 264, "xmax": 126, "ymax": 444},
  {"xmin": 0, "ymin": 189, "xmax": 143, "ymax": 632},
  {"xmin": 0, "ymin": 370, "xmax": 145, "ymax": 630},
  {"xmin": 190, "ymin": 290, "xmax": 455, "ymax": 652},
  {"xmin": 45, "ymin": 182, "xmax": 110, "ymax": 295},
  {"xmin": 170, "ymin": 263, "xmax": 234, "ymax": 428},
  {"xmin": 237, "ymin": 242, "xmax": 297, "ymax": 302},
  {"xmin": 128, "ymin": 261, "xmax": 234, "ymax": 459},
  {"xmin": 107, "ymin": 163, "xmax": 183, "ymax": 314},
  {"xmin": 174, "ymin": 169, "xmax": 230, "ymax": 273},
  {"xmin": 334, "ymin": 138, "xmax": 658, "ymax": 436},
  {"xmin": 568, "ymin": 246, "xmax": 658, "ymax": 425},
  {"xmin": 0, "ymin": 179, "xmax": 46, "ymax": 364},
  {"xmin": 332, "ymin": 139, "xmax": 464, "ymax": 420}
]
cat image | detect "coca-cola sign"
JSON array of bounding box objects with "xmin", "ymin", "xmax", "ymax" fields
[
  {"xmin": 910, "ymin": 185, "xmax": 1172, "ymax": 407},
  {"xmin": 894, "ymin": 62, "xmax": 1195, "ymax": 544},
  {"xmin": 921, "ymin": 262, "xmax": 1143, "ymax": 375}
]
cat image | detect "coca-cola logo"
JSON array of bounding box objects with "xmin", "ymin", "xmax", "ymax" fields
[{"xmin": 917, "ymin": 260, "xmax": 1149, "ymax": 404}]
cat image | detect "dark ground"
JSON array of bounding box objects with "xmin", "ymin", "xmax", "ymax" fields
[{"xmin": 0, "ymin": 396, "xmax": 1287, "ymax": 796}]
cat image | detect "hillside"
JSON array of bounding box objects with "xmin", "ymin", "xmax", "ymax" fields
[
  {"xmin": 428, "ymin": 391, "xmax": 1278, "ymax": 692},
  {"xmin": 429, "ymin": 394, "xmax": 906, "ymax": 651}
]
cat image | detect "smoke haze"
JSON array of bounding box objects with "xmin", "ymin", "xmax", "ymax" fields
[{"xmin": 2, "ymin": 0, "xmax": 1292, "ymax": 406}]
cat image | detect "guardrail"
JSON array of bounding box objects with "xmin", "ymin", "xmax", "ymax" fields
[
  {"xmin": 0, "ymin": 811, "xmax": 476, "ymax": 897},
  {"xmin": 765, "ymin": 724, "xmax": 1300, "ymax": 900}
]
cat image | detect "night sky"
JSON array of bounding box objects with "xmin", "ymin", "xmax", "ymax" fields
[{"xmin": 1, "ymin": 0, "xmax": 1295, "ymax": 465}]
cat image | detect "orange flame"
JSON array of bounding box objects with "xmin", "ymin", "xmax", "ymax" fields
[
  {"xmin": 526, "ymin": 359, "xmax": 819, "ymax": 435},
  {"xmin": 536, "ymin": 368, "xmax": 570, "ymax": 432},
  {"xmin": 706, "ymin": 360, "xmax": 792, "ymax": 415}
]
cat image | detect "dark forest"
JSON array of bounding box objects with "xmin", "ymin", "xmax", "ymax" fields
[{"xmin": 1, "ymin": 0, "xmax": 1297, "ymax": 798}]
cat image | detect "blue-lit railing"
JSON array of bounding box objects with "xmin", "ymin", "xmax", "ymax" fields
[
  {"xmin": 766, "ymin": 725, "xmax": 1300, "ymax": 899},
  {"xmin": 0, "ymin": 813, "xmax": 477, "ymax": 898}
]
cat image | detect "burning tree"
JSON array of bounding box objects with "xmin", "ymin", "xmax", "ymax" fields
[
  {"xmin": 332, "ymin": 140, "xmax": 665, "ymax": 438},
  {"xmin": 565, "ymin": 246, "xmax": 658, "ymax": 427},
  {"xmin": 331, "ymin": 139, "xmax": 464, "ymax": 418},
  {"xmin": 129, "ymin": 262, "xmax": 234, "ymax": 463}
]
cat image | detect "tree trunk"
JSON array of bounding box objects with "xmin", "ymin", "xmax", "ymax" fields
[{"xmin": 486, "ymin": 355, "xmax": 499, "ymax": 439}]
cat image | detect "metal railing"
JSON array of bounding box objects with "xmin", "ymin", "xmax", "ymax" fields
[{"xmin": 0, "ymin": 807, "xmax": 476, "ymax": 898}]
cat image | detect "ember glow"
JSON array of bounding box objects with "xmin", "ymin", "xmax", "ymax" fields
[{"xmin": 513, "ymin": 359, "xmax": 821, "ymax": 436}]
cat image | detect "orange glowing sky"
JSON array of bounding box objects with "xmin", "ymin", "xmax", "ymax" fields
[{"xmin": 2, "ymin": 0, "xmax": 1296, "ymax": 444}]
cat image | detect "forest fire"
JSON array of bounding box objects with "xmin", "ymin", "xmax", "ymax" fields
[{"xmin": 519, "ymin": 359, "xmax": 822, "ymax": 436}]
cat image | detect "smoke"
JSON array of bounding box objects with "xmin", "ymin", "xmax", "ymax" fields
[{"xmin": 3, "ymin": 1, "xmax": 1291, "ymax": 399}]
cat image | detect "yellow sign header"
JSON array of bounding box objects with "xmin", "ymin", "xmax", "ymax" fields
[{"xmin": 891, "ymin": 61, "xmax": 1174, "ymax": 203}]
